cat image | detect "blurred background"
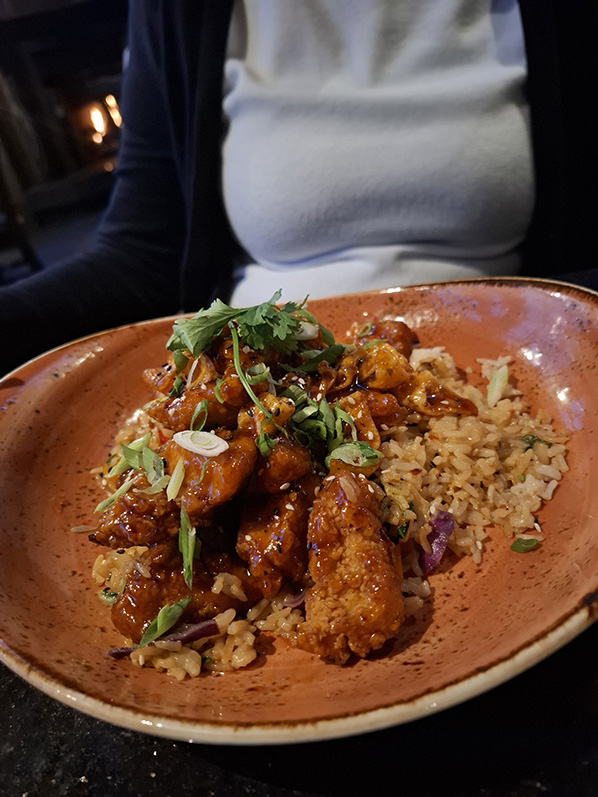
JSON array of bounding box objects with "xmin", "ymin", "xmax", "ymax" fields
[{"xmin": 0, "ymin": 0, "xmax": 127, "ymax": 285}]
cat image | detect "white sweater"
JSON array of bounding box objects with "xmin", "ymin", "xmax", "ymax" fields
[{"xmin": 223, "ymin": 0, "xmax": 533, "ymax": 304}]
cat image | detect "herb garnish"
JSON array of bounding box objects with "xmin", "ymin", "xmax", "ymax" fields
[
  {"xmin": 167, "ymin": 290, "xmax": 333, "ymax": 358},
  {"xmin": 94, "ymin": 475, "xmax": 135, "ymax": 513},
  {"xmin": 510, "ymin": 538, "xmax": 539, "ymax": 553},
  {"xmin": 138, "ymin": 597, "xmax": 192, "ymax": 648},
  {"xmin": 190, "ymin": 399, "xmax": 209, "ymax": 431},
  {"xmin": 522, "ymin": 434, "xmax": 552, "ymax": 452},
  {"xmin": 178, "ymin": 506, "xmax": 196, "ymax": 589},
  {"xmin": 325, "ymin": 442, "xmax": 382, "ymax": 469}
]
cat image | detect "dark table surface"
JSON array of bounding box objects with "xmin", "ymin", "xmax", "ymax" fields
[
  {"xmin": 3, "ymin": 269, "xmax": 598, "ymax": 797},
  {"xmin": 2, "ymin": 621, "xmax": 597, "ymax": 796}
]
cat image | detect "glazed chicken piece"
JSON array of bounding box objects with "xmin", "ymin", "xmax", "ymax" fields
[
  {"xmin": 251, "ymin": 437, "xmax": 313, "ymax": 494},
  {"xmin": 237, "ymin": 392, "xmax": 296, "ymax": 438},
  {"xmin": 351, "ymin": 318, "xmax": 419, "ymax": 359},
  {"xmin": 162, "ymin": 431, "xmax": 258, "ymax": 526},
  {"xmin": 299, "ymin": 470, "xmax": 404, "ymax": 664},
  {"xmin": 394, "ymin": 370, "xmax": 478, "ymax": 416},
  {"xmin": 90, "ymin": 471, "xmax": 180, "ymax": 549},
  {"xmin": 145, "ymin": 375, "xmax": 245, "ymax": 433},
  {"xmin": 236, "ymin": 477, "xmax": 317, "ymax": 599},
  {"xmin": 111, "ymin": 551, "xmax": 262, "ymax": 643},
  {"xmin": 334, "ymin": 342, "xmax": 411, "ymax": 392}
]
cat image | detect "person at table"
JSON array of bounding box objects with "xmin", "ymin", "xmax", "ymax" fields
[{"xmin": 0, "ymin": 0, "xmax": 596, "ymax": 377}]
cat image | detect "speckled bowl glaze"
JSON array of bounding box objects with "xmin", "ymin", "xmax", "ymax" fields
[{"xmin": 1, "ymin": 278, "xmax": 597, "ymax": 744}]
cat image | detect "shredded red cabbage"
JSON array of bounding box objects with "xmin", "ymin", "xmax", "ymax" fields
[
  {"xmin": 106, "ymin": 619, "xmax": 219, "ymax": 659},
  {"xmin": 419, "ymin": 510, "xmax": 455, "ymax": 574},
  {"xmin": 162, "ymin": 619, "xmax": 219, "ymax": 645},
  {"xmin": 282, "ymin": 589, "xmax": 306, "ymax": 609},
  {"xmin": 106, "ymin": 645, "xmax": 136, "ymax": 659}
]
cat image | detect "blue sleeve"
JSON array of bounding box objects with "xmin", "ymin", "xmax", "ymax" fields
[{"xmin": 0, "ymin": 0, "xmax": 186, "ymax": 376}]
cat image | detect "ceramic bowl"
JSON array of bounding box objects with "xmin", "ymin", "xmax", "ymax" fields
[{"xmin": 0, "ymin": 278, "xmax": 597, "ymax": 744}]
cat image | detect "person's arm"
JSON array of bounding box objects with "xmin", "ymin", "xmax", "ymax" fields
[{"xmin": 0, "ymin": 0, "xmax": 186, "ymax": 376}]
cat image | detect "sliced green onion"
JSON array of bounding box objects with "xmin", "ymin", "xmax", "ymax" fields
[
  {"xmin": 281, "ymin": 384, "xmax": 308, "ymax": 406},
  {"xmin": 166, "ymin": 458, "xmax": 186, "ymax": 501},
  {"xmin": 173, "ymin": 430, "xmax": 229, "ymax": 457},
  {"xmin": 94, "ymin": 475, "xmax": 136, "ymax": 513},
  {"xmin": 214, "ymin": 377, "xmax": 225, "ymax": 404},
  {"xmin": 138, "ymin": 597, "xmax": 191, "ymax": 648},
  {"xmin": 356, "ymin": 321, "xmax": 373, "ymax": 337},
  {"xmin": 190, "ymin": 399, "xmax": 209, "ymax": 431},
  {"xmin": 106, "ymin": 432, "xmax": 152, "ymax": 478},
  {"xmin": 178, "ymin": 506, "xmax": 196, "ymax": 590},
  {"xmin": 134, "ymin": 474, "xmax": 171, "ymax": 495},
  {"xmin": 142, "ymin": 446, "xmax": 164, "ymax": 484},
  {"xmin": 291, "ymin": 404, "xmax": 318, "ymax": 424},
  {"xmin": 319, "ymin": 397, "xmax": 335, "ymax": 437},
  {"xmin": 257, "ymin": 423, "xmax": 276, "ymax": 457},
  {"xmin": 487, "ymin": 364, "xmax": 509, "ymax": 408},
  {"xmin": 333, "ymin": 405, "xmax": 358, "ymax": 445},
  {"xmin": 169, "ymin": 375, "xmax": 185, "ymax": 398},
  {"xmin": 325, "ymin": 441, "xmax": 382, "ymax": 469},
  {"xmin": 98, "ymin": 588, "xmax": 119, "ymax": 606},
  {"xmin": 510, "ymin": 537, "xmax": 539, "ymax": 553}
]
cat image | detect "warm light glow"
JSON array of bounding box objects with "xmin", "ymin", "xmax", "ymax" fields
[
  {"xmin": 90, "ymin": 106, "xmax": 106, "ymax": 135},
  {"xmin": 104, "ymin": 94, "xmax": 122, "ymax": 127},
  {"xmin": 91, "ymin": 132, "xmax": 103, "ymax": 144}
]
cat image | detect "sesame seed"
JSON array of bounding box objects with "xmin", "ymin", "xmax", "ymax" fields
[
  {"xmin": 367, "ymin": 484, "xmax": 374, "ymax": 493},
  {"xmin": 357, "ymin": 411, "xmax": 363, "ymax": 419},
  {"xmin": 347, "ymin": 396, "xmax": 356, "ymax": 405},
  {"xmin": 245, "ymin": 535, "xmax": 251, "ymax": 542},
  {"xmin": 380, "ymin": 424, "xmax": 389, "ymax": 431},
  {"xmin": 285, "ymin": 503, "xmax": 294, "ymax": 511},
  {"xmin": 367, "ymin": 431, "xmax": 374, "ymax": 440},
  {"xmin": 280, "ymin": 482, "xmax": 290, "ymax": 491},
  {"xmin": 475, "ymin": 540, "xmax": 483, "ymax": 550},
  {"xmin": 316, "ymin": 393, "xmax": 323, "ymax": 402}
]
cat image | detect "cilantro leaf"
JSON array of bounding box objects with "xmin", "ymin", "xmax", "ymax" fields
[
  {"xmin": 166, "ymin": 291, "xmax": 335, "ymax": 359},
  {"xmin": 167, "ymin": 299, "xmax": 238, "ymax": 356}
]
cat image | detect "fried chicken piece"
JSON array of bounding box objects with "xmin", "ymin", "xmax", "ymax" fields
[
  {"xmin": 299, "ymin": 471, "xmax": 404, "ymax": 664},
  {"xmin": 145, "ymin": 377, "xmax": 245, "ymax": 432},
  {"xmin": 334, "ymin": 342, "xmax": 411, "ymax": 392},
  {"xmin": 351, "ymin": 319, "xmax": 419, "ymax": 358},
  {"xmin": 394, "ymin": 370, "xmax": 478, "ymax": 416},
  {"xmin": 252, "ymin": 437, "xmax": 313, "ymax": 494},
  {"xmin": 162, "ymin": 431, "xmax": 258, "ymax": 526},
  {"xmin": 338, "ymin": 391, "xmax": 382, "ymax": 449},
  {"xmin": 111, "ymin": 551, "xmax": 262, "ymax": 643},
  {"xmin": 236, "ymin": 476, "xmax": 317, "ymax": 599},
  {"xmin": 90, "ymin": 471, "xmax": 180, "ymax": 548}
]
